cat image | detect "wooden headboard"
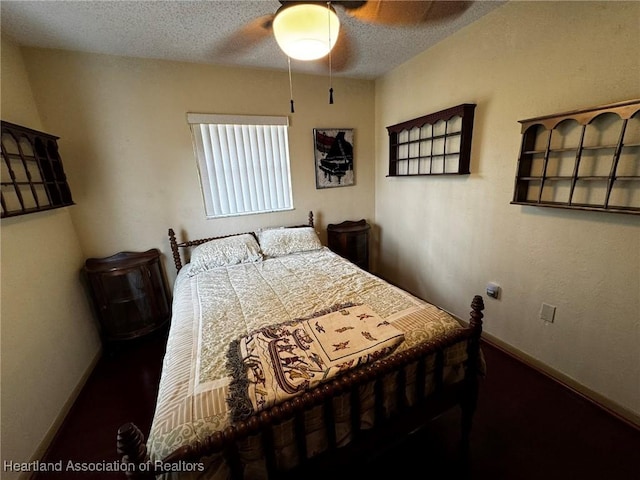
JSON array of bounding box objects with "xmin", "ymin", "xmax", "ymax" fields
[{"xmin": 168, "ymin": 211, "xmax": 315, "ymax": 273}]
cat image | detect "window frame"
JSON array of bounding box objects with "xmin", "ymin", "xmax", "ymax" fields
[{"xmin": 187, "ymin": 113, "xmax": 294, "ymax": 219}]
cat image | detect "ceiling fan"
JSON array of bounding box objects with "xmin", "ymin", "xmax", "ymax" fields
[{"xmin": 217, "ymin": 1, "xmax": 473, "ymax": 71}]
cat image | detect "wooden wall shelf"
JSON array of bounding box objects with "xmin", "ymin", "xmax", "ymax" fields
[
  {"xmin": 1, "ymin": 121, "xmax": 74, "ymax": 218},
  {"xmin": 512, "ymin": 99, "xmax": 640, "ymax": 215},
  {"xmin": 386, "ymin": 103, "xmax": 476, "ymax": 177}
]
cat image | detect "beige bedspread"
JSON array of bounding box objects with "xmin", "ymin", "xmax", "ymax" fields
[{"xmin": 147, "ymin": 247, "xmax": 467, "ymax": 478}]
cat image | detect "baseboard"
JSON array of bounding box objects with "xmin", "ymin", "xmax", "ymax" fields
[
  {"xmin": 23, "ymin": 346, "xmax": 103, "ymax": 480},
  {"xmin": 481, "ymin": 332, "xmax": 640, "ymax": 430}
]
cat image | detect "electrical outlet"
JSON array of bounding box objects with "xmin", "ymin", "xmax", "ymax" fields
[
  {"xmin": 540, "ymin": 303, "xmax": 556, "ymax": 323},
  {"xmin": 486, "ymin": 282, "xmax": 501, "ymax": 299}
]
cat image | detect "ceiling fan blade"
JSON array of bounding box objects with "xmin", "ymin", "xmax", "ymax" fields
[
  {"xmin": 333, "ymin": 1, "xmax": 368, "ymax": 9},
  {"xmin": 214, "ymin": 14, "xmax": 274, "ymax": 57},
  {"xmin": 419, "ymin": 0, "xmax": 473, "ymax": 23},
  {"xmin": 344, "ymin": 0, "xmax": 472, "ymax": 26},
  {"xmin": 278, "ymin": 0, "xmax": 366, "ymax": 7},
  {"xmin": 327, "ymin": 27, "xmax": 353, "ymax": 72}
]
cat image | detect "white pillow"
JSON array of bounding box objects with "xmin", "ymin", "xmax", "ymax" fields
[
  {"xmin": 188, "ymin": 234, "xmax": 262, "ymax": 274},
  {"xmin": 257, "ymin": 227, "xmax": 322, "ymax": 257}
]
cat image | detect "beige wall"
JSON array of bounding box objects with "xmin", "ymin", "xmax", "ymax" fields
[
  {"xmin": 20, "ymin": 50, "xmax": 376, "ymax": 286},
  {"xmin": 375, "ymin": 1, "xmax": 640, "ymax": 420},
  {"xmin": 0, "ymin": 37, "xmax": 101, "ymax": 478}
]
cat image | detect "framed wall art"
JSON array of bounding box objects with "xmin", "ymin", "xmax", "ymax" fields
[{"xmin": 313, "ymin": 128, "xmax": 354, "ymax": 188}]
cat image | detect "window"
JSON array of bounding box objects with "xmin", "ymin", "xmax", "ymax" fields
[
  {"xmin": 187, "ymin": 114, "xmax": 293, "ymax": 218},
  {"xmin": 1, "ymin": 121, "xmax": 74, "ymax": 218}
]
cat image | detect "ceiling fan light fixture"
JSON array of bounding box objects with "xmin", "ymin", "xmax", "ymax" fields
[{"xmin": 272, "ymin": 3, "xmax": 340, "ymax": 61}]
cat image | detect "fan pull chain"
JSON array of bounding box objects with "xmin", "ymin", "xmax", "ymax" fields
[
  {"xmin": 327, "ymin": 2, "xmax": 334, "ymax": 104},
  {"xmin": 288, "ymin": 57, "xmax": 295, "ymax": 113},
  {"xmin": 328, "ymin": 50, "xmax": 334, "ymax": 104}
]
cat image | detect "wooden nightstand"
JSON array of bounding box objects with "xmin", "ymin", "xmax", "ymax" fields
[
  {"xmin": 83, "ymin": 249, "xmax": 171, "ymax": 344},
  {"xmin": 327, "ymin": 219, "xmax": 370, "ymax": 271}
]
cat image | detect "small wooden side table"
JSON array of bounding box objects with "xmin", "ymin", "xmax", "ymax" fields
[
  {"xmin": 83, "ymin": 249, "xmax": 171, "ymax": 344},
  {"xmin": 327, "ymin": 219, "xmax": 371, "ymax": 271}
]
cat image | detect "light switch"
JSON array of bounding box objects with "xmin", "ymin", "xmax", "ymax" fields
[{"xmin": 540, "ymin": 303, "xmax": 556, "ymax": 323}]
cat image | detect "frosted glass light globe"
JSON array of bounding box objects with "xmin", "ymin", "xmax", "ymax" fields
[{"xmin": 272, "ymin": 3, "xmax": 340, "ymax": 61}]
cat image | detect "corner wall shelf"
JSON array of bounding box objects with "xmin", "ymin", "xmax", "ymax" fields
[
  {"xmin": 511, "ymin": 99, "xmax": 640, "ymax": 215},
  {"xmin": 1, "ymin": 121, "xmax": 74, "ymax": 218}
]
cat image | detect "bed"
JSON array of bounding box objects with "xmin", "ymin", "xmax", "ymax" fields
[{"xmin": 117, "ymin": 212, "xmax": 485, "ymax": 479}]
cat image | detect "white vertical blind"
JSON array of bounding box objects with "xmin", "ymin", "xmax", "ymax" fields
[{"xmin": 187, "ymin": 114, "xmax": 293, "ymax": 218}]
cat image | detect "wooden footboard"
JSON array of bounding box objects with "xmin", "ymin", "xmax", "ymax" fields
[{"xmin": 117, "ymin": 295, "xmax": 485, "ymax": 479}]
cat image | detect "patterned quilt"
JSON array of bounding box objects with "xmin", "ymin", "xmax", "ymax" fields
[
  {"xmin": 147, "ymin": 247, "xmax": 467, "ymax": 479},
  {"xmin": 227, "ymin": 304, "xmax": 405, "ymax": 420}
]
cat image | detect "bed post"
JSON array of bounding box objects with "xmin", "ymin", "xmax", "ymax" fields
[
  {"xmin": 461, "ymin": 295, "xmax": 484, "ymax": 461},
  {"xmin": 168, "ymin": 228, "xmax": 182, "ymax": 272},
  {"xmin": 117, "ymin": 423, "xmax": 154, "ymax": 479},
  {"xmin": 308, "ymin": 211, "xmax": 314, "ymax": 228}
]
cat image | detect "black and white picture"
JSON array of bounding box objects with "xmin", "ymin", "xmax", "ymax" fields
[{"xmin": 313, "ymin": 128, "xmax": 354, "ymax": 189}]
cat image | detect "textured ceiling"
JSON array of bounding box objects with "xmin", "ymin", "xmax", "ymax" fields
[{"xmin": 1, "ymin": 0, "xmax": 503, "ymax": 79}]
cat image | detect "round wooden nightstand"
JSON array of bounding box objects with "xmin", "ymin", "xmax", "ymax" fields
[
  {"xmin": 83, "ymin": 249, "xmax": 171, "ymax": 345},
  {"xmin": 327, "ymin": 219, "xmax": 370, "ymax": 271}
]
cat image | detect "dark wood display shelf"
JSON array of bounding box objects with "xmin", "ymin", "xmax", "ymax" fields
[
  {"xmin": 512, "ymin": 99, "xmax": 640, "ymax": 215},
  {"xmin": 1, "ymin": 121, "xmax": 74, "ymax": 218},
  {"xmin": 387, "ymin": 103, "xmax": 476, "ymax": 177}
]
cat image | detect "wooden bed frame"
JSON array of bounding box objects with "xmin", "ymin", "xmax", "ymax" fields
[{"xmin": 117, "ymin": 212, "xmax": 485, "ymax": 479}]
